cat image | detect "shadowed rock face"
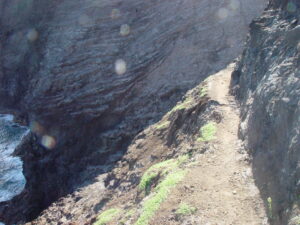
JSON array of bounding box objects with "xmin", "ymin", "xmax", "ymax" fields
[
  {"xmin": 0, "ymin": 0, "xmax": 267, "ymax": 223},
  {"xmin": 232, "ymin": 0, "xmax": 300, "ymax": 224}
]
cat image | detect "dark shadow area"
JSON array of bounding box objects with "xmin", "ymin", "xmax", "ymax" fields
[
  {"xmin": 0, "ymin": 0, "xmax": 268, "ymax": 223},
  {"xmin": 231, "ymin": 0, "xmax": 300, "ymax": 224}
]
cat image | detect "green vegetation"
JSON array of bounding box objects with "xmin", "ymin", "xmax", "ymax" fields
[
  {"xmin": 119, "ymin": 208, "xmax": 136, "ymax": 225},
  {"xmin": 172, "ymin": 101, "xmax": 190, "ymax": 111},
  {"xmin": 126, "ymin": 208, "xmax": 136, "ymax": 217},
  {"xmin": 176, "ymin": 202, "xmax": 197, "ymax": 216},
  {"xmin": 199, "ymin": 86, "xmax": 208, "ymax": 97},
  {"xmin": 155, "ymin": 120, "xmax": 170, "ymax": 130},
  {"xmin": 168, "ymin": 97, "xmax": 193, "ymax": 114},
  {"xmin": 267, "ymin": 197, "xmax": 272, "ymax": 219},
  {"xmin": 94, "ymin": 208, "xmax": 120, "ymax": 225},
  {"xmin": 139, "ymin": 155, "xmax": 188, "ymax": 194},
  {"xmin": 134, "ymin": 170, "xmax": 187, "ymax": 225},
  {"xmin": 135, "ymin": 155, "xmax": 189, "ymax": 225},
  {"xmin": 197, "ymin": 122, "xmax": 217, "ymax": 142}
]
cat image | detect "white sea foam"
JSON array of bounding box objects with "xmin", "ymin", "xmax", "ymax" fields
[
  {"xmin": 0, "ymin": 114, "xmax": 28, "ymax": 202},
  {"xmin": 0, "ymin": 114, "xmax": 13, "ymax": 121}
]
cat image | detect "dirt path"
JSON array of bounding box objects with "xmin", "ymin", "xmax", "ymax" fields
[{"xmin": 153, "ymin": 64, "xmax": 269, "ymax": 225}]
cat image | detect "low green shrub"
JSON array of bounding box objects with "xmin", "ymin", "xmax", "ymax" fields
[
  {"xmin": 197, "ymin": 122, "xmax": 217, "ymax": 142},
  {"xmin": 94, "ymin": 208, "xmax": 120, "ymax": 225},
  {"xmin": 139, "ymin": 155, "xmax": 188, "ymax": 194},
  {"xmin": 135, "ymin": 170, "xmax": 187, "ymax": 225},
  {"xmin": 176, "ymin": 202, "xmax": 197, "ymax": 216}
]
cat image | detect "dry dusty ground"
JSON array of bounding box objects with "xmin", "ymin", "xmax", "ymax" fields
[
  {"xmin": 29, "ymin": 64, "xmax": 270, "ymax": 225},
  {"xmin": 150, "ymin": 64, "xmax": 269, "ymax": 225}
]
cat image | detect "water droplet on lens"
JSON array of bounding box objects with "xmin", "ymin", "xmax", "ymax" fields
[
  {"xmin": 217, "ymin": 8, "xmax": 229, "ymax": 20},
  {"xmin": 29, "ymin": 121, "xmax": 44, "ymax": 135},
  {"xmin": 41, "ymin": 135, "xmax": 56, "ymax": 149},
  {"xmin": 78, "ymin": 14, "xmax": 91, "ymax": 27},
  {"xmin": 26, "ymin": 29, "xmax": 38, "ymax": 42},
  {"xmin": 115, "ymin": 59, "xmax": 127, "ymax": 75},
  {"xmin": 111, "ymin": 8, "xmax": 121, "ymax": 19},
  {"xmin": 229, "ymin": 0, "xmax": 239, "ymax": 10},
  {"xmin": 120, "ymin": 24, "xmax": 130, "ymax": 36}
]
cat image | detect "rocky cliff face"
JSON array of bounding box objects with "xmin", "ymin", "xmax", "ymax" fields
[
  {"xmin": 231, "ymin": 0, "xmax": 300, "ymax": 224},
  {"xmin": 0, "ymin": 0, "xmax": 267, "ymax": 224}
]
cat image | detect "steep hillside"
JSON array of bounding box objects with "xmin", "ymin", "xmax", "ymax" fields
[
  {"xmin": 231, "ymin": 0, "xmax": 300, "ymax": 224},
  {"xmin": 29, "ymin": 64, "xmax": 269, "ymax": 225},
  {"xmin": 0, "ymin": 0, "xmax": 267, "ymax": 224}
]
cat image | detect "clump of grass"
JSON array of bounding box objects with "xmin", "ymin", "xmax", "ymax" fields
[
  {"xmin": 125, "ymin": 208, "xmax": 136, "ymax": 218},
  {"xmin": 197, "ymin": 122, "xmax": 217, "ymax": 142},
  {"xmin": 267, "ymin": 197, "xmax": 272, "ymax": 219},
  {"xmin": 172, "ymin": 102, "xmax": 189, "ymax": 111},
  {"xmin": 168, "ymin": 97, "xmax": 193, "ymax": 114},
  {"xmin": 134, "ymin": 170, "xmax": 187, "ymax": 225},
  {"xmin": 155, "ymin": 120, "xmax": 170, "ymax": 130},
  {"xmin": 94, "ymin": 208, "xmax": 120, "ymax": 225},
  {"xmin": 176, "ymin": 202, "xmax": 197, "ymax": 216},
  {"xmin": 139, "ymin": 155, "xmax": 189, "ymax": 194},
  {"xmin": 119, "ymin": 208, "xmax": 136, "ymax": 225},
  {"xmin": 199, "ymin": 86, "xmax": 207, "ymax": 97}
]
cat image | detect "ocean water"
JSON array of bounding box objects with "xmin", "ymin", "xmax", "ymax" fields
[{"xmin": 0, "ymin": 114, "xmax": 28, "ymax": 203}]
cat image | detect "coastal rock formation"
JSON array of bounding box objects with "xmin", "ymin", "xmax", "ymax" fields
[
  {"xmin": 0, "ymin": 0, "xmax": 267, "ymax": 224},
  {"xmin": 231, "ymin": 0, "xmax": 300, "ymax": 224}
]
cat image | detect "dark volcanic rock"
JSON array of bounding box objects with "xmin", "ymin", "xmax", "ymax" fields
[
  {"xmin": 0, "ymin": 0, "xmax": 267, "ymax": 223},
  {"xmin": 231, "ymin": 0, "xmax": 300, "ymax": 224}
]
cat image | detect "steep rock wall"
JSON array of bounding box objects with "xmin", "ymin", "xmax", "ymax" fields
[
  {"xmin": 0, "ymin": 0, "xmax": 267, "ymax": 223},
  {"xmin": 231, "ymin": 0, "xmax": 300, "ymax": 224}
]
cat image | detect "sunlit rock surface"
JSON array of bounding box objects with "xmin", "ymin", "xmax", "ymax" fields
[
  {"xmin": 0, "ymin": 0, "xmax": 267, "ymax": 223},
  {"xmin": 231, "ymin": 0, "xmax": 300, "ymax": 224}
]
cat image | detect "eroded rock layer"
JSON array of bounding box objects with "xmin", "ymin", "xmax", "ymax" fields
[
  {"xmin": 0, "ymin": 0, "xmax": 267, "ymax": 223},
  {"xmin": 232, "ymin": 0, "xmax": 300, "ymax": 224}
]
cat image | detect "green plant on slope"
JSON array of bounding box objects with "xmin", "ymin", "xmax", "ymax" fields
[
  {"xmin": 168, "ymin": 97, "xmax": 193, "ymax": 115},
  {"xmin": 199, "ymin": 86, "xmax": 208, "ymax": 97},
  {"xmin": 134, "ymin": 169, "xmax": 187, "ymax": 225},
  {"xmin": 119, "ymin": 208, "xmax": 136, "ymax": 225},
  {"xmin": 267, "ymin": 197, "xmax": 272, "ymax": 219},
  {"xmin": 155, "ymin": 120, "xmax": 170, "ymax": 130},
  {"xmin": 94, "ymin": 208, "xmax": 120, "ymax": 225},
  {"xmin": 197, "ymin": 122, "xmax": 217, "ymax": 142},
  {"xmin": 139, "ymin": 155, "xmax": 188, "ymax": 194},
  {"xmin": 176, "ymin": 202, "xmax": 197, "ymax": 216}
]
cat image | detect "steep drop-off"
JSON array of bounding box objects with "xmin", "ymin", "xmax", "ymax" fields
[
  {"xmin": 231, "ymin": 0, "xmax": 300, "ymax": 224},
  {"xmin": 0, "ymin": 0, "xmax": 267, "ymax": 224},
  {"xmin": 29, "ymin": 64, "xmax": 269, "ymax": 225}
]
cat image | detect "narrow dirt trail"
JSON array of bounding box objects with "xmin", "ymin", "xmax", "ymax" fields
[
  {"xmin": 189, "ymin": 63, "xmax": 269, "ymax": 224},
  {"xmin": 155, "ymin": 64, "xmax": 269, "ymax": 225}
]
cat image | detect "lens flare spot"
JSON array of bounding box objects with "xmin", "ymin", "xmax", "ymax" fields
[
  {"xmin": 29, "ymin": 121, "xmax": 44, "ymax": 135},
  {"xmin": 26, "ymin": 29, "xmax": 38, "ymax": 42},
  {"xmin": 115, "ymin": 59, "xmax": 127, "ymax": 75},
  {"xmin": 41, "ymin": 135, "xmax": 56, "ymax": 149},
  {"xmin": 120, "ymin": 24, "xmax": 130, "ymax": 36},
  {"xmin": 111, "ymin": 8, "xmax": 121, "ymax": 19},
  {"xmin": 229, "ymin": 0, "xmax": 240, "ymax": 10},
  {"xmin": 287, "ymin": 2, "xmax": 297, "ymax": 13},
  {"xmin": 78, "ymin": 14, "xmax": 91, "ymax": 27},
  {"xmin": 217, "ymin": 8, "xmax": 229, "ymax": 20}
]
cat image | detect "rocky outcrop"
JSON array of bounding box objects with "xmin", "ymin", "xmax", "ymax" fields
[
  {"xmin": 231, "ymin": 0, "xmax": 300, "ymax": 224},
  {"xmin": 0, "ymin": 0, "xmax": 267, "ymax": 223}
]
